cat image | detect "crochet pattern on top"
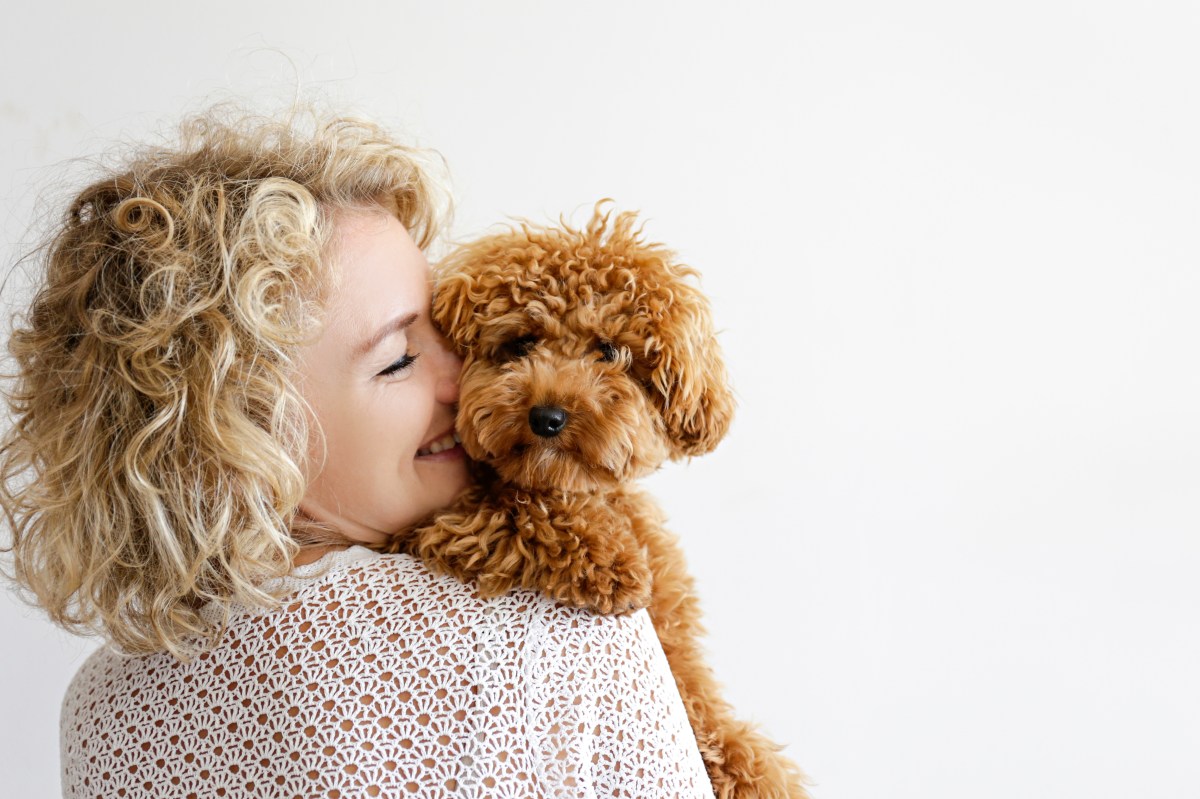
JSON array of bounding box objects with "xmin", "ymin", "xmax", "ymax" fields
[{"xmin": 60, "ymin": 546, "xmax": 712, "ymax": 798}]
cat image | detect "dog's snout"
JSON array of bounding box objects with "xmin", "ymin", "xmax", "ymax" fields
[{"xmin": 529, "ymin": 405, "xmax": 568, "ymax": 438}]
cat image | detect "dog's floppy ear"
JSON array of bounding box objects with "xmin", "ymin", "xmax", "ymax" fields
[
  {"xmin": 429, "ymin": 239, "xmax": 495, "ymax": 351},
  {"xmin": 430, "ymin": 270, "xmax": 476, "ymax": 350},
  {"xmin": 611, "ymin": 214, "xmax": 735, "ymax": 459},
  {"xmin": 644, "ymin": 273, "xmax": 736, "ymax": 458}
]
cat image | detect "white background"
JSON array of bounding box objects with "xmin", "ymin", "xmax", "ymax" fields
[{"xmin": 3, "ymin": 2, "xmax": 1199, "ymax": 797}]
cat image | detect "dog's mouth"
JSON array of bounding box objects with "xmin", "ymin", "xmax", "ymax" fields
[
  {"xmin": 502, "ymin": 438, "xmax": 617, "ymax": 490},
  {"xmin": 508, "ymin": 439, "xmax": 582, "ymax": 460}
]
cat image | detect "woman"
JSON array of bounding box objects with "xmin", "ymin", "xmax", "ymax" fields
[{"xmin": 0, "ymin": 107, "xmax": 714, "ymax": 797}]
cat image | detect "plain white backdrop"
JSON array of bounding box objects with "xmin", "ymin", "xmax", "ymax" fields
[{"xmin": 3, "ymin": 2, "xmax": 1198, "ymax": 797}]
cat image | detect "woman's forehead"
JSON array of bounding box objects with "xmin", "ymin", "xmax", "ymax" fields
[{"xmin": 325, "ymin": 208, "xmax": 430, "ymax": 343}]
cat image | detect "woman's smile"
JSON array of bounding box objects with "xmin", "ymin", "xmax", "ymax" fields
[{"xmin": 416, "ymin": 428, "xmax": 465, "ymax": 460}]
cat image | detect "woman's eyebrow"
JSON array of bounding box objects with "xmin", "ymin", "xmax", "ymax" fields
[{"xmin": 354, "ymin": 311, "xmax": 419, "ymax": 359}]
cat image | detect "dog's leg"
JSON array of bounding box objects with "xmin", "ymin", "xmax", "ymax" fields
[
  {"xmin": 389, "ymin": 487, "xmax": 653, "ymax": 615},
  {"xmin": 617, "ymin": 490, "xmax": 814, "ymax": 799}
]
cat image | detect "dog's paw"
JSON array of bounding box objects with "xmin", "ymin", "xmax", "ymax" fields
[{"xmin": 557, "ymin": 550, "xmax": 653, "ymax": 615}]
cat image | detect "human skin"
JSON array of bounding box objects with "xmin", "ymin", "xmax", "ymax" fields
[{"xmin": 291, "ymin": 207, "xmax": 469, "ymax": 564}]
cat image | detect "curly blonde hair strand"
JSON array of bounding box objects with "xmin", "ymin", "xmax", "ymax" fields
[{"xmin": 0, "ymin": 105, "xmax": 450, "ymax": 659}]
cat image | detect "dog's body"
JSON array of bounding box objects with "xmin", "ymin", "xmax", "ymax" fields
[{"xmin": 384, "ymin": 203, "xmax": 811, "ymax": 798}]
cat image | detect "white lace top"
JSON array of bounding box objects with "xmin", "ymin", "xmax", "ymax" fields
[{"xmin": 60, "ymin": 546, "xmax": 713, "ymax": 798}]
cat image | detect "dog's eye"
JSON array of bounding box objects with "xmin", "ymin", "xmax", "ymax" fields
[
  {"xmin": 597, "ymin": 341, "xmax": 619, "ymax": 363},
  {"xmin": 500, "ymin": 334, "xmax": 538, "ymax": 360}
]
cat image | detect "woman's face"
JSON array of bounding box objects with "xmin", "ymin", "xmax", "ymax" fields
[{"xmin": 294, "ymin": 207, "xmax": 469, "ymax": 546}]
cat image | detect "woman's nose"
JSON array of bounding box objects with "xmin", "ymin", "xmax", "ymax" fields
[{"xmin": 433, "ymin": 335, "xmax": 462, "ymax": 405}]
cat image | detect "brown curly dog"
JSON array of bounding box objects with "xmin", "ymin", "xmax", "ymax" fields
[{"xmin": 383, "ymin": 201, "xmax": 812, "ymax": 799}]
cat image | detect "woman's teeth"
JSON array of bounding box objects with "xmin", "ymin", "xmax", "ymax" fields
[{"xmin": 418, "ymin": 431, "xmax": 461, "ymax": 456}]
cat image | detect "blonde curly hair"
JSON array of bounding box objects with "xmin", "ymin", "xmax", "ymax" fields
[{"xmin": 0, "ymin": 105, "xmax": 451, "ymax": 659}]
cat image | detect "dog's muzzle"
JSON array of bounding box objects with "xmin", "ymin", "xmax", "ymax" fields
[{"xmin": 529, "ymin": 405, "xmax": 568, "ymax": 438}]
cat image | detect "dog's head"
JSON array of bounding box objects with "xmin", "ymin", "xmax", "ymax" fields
[{"xmin": 433, "ymin": 202, "xmax": 735, "ymax": 492}]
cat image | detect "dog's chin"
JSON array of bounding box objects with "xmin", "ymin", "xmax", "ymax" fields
[{"xmin": 491, "ymin": 443, "xmax": 619, "ymax": 493}]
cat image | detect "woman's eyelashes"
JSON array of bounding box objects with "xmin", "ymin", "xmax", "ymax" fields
[{"xmin": 378, "ymin": 351, "xmax": 420, "ymax": 378}]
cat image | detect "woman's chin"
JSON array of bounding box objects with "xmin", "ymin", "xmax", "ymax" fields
[{"xmin": 413, "ymin": 452, "xmax": 472, "ymax": 507}]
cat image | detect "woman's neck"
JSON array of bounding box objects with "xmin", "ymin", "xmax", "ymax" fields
[{"xmin": 291, "ymin": 544, "xmax": 350, "ymax": 567}]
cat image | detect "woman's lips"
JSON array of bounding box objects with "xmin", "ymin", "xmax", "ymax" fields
[
  {"xmin": 416, "ymin": 429, "xmax": 464, "ymax": 460},
  {"xmin": 415, "ymin": 442, "xmax": 465, "ymax": 461}
]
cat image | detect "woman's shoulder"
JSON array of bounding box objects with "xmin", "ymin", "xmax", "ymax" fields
[
  {"xmin": 66, "ymin": 546, "xmax": 660, "ymax": 681},
  {"xmin": 243, "ymin": 546, "xmax": 658, "ymax": 648},
  {"xmin": 247, "ymin": 545, "xmax": 567, "ymax": 640},
  {"xmin": 63, "ymin": 546, "xmax": 635, "ymax": 703},
  {"xmin": 60, "ymin": 546, "xmax": 681, "ymax": 799}
]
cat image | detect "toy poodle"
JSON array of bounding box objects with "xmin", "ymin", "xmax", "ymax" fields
[{"xmin": 384, "ymin": 201, "xmax": 811, "ymax": 798}]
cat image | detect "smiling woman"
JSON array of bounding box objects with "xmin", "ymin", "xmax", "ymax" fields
[
  {"xmin": 0, "ymin": 104, "xmax": 714, "ymax": 798},
  {"xmin": 293, "ymin": 207, "xmax": 469, "ymax": 553}
]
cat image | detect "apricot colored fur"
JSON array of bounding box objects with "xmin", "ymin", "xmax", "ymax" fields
[{"xmin": 382, "ymin": 202, "xmax": 812, "ymax": 798}]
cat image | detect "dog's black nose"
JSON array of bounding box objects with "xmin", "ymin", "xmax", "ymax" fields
[{"xmin": 529, "ymin": 405, "xmax": 568, "ymax": 438}]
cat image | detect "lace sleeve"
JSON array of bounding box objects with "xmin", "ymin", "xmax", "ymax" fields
[{"xmin": 527, "ymin": 606, "xmax": 714, "ymax": 798}]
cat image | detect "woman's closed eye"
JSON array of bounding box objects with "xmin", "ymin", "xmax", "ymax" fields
[{"xmin": 378, "ymin": 351, "xmax": 420, "ymax": 377}]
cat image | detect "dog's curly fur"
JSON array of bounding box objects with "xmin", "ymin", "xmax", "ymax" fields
[{"xmin": 383, "ymin": 201, "xmax": 812, "ymax": 798}]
